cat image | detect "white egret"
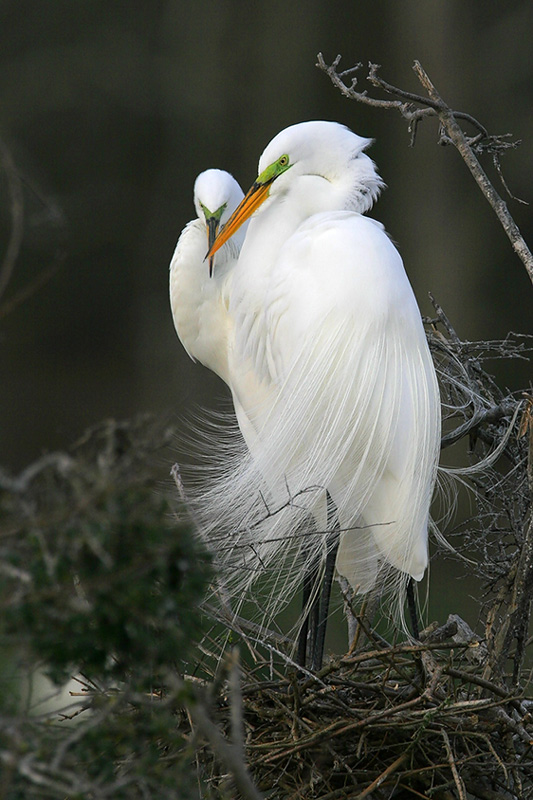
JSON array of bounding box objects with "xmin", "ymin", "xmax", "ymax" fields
[
  {"xmin": 203, "ymin": 121, "xmax": 441, "ymax": 669},
  {"xmin": 169, "ymin": 169, "xmax": 246, "ymax": 386},
  {"xmin": 170, "ymin": 168, "xmax": 271, "ymax": 467}
]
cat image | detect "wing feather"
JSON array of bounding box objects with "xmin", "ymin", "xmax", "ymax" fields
[
  {"xmin": 195, "ymin": 210, "xmax": 440, "ymax": 625},
  {"xmin": 238, "ymin": 211, "xmax": 440, "ymax": 589}
]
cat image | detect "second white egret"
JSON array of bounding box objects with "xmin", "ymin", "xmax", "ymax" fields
[{"xmin": 169, "ymin": 168, "xmax": 246, "ymax": 385}]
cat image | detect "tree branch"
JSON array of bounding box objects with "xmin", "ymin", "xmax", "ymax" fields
[{"xmin": 316, "ymin": 54, "xmax": 533, "ymax": 286}]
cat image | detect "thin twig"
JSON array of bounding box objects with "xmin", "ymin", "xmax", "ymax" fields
[
  {"xmin": 229, "ymin": 648, "xmax": 246, "ymax": 761},
  {"xmin": 441, "ymin": 728, "xmax": 467, "ymax": 800},
  {"xmin": 440, "ymin": 402, "xmax": 516, "ymax": 449},
  {"xmin": 412, "ymin": 60, "xmax": 533, "ymax": 284},
  {"xmin": 356, "ymin": 751, "xmax": 407, "ymax": 798}
]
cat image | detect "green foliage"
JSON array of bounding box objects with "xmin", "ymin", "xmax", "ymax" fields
[
  {"xmin": 3, "ymin": 485, "xmax": 209, "ymax": 684},
  {"xmin": 0, "ymin": 418, "xmax": 211, "ymax": 799}
]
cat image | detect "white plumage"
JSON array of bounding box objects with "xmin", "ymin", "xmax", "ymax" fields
[
  {"xmin": 169, "ymin": 169, "xmax": 245, "ymax": 385},
  {"xmin": 172, "ymin": 122, "xmax": 441, "ymax": 645}
]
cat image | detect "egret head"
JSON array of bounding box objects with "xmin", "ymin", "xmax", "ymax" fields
[
  {"xmin": 193, "ymin": 169, "xmax": 244, "ymax": 275},
  {"xmin": 207, "ymin": 121, "xmax": 384, "ymax": 259}
]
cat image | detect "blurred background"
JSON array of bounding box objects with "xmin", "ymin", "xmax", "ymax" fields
[
  {"xmin": 1, "ymin": 0, "xmax": 532, "ymax": 472},
  {"xmin": 0, "ymin": 2, "xmax": 532, "ymax": 629}
]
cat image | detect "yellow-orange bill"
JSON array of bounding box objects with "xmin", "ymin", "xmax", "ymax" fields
[{"xmin": 206, "ymin": 181, "xmax": 270, "ymax": 260}]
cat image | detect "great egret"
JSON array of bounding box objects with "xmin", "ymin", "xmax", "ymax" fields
[
  {"xmin": 169, "ymin": 169, "xmax": 246, "ymax": 385},
  {"xmin": 204, "ymin": 121, "xmax": 441, "ymax": 669}
]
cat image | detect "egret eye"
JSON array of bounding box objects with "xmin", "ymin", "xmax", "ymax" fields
[{"xmin": 278, "ymin": 155, "xmax": 289, "ymax": 166}]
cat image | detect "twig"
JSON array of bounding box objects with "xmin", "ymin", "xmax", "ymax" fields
[
  {"xmin": 441, "ymin": 728, "xmax": 467, "ymax": 800},
  {"xmin": 440, "ymin": 402, "xmax": 516, "ymax": 449},
  {"xmin": 444, "ymin": 666, "xmax": 514, "ymax": 703},
  {"xmin": 356, "ymin": 751, "xmax": 407, "ymax": 799},
  {"xmin": 228, "ymin": 648, "xmax": 246, "ymax": 761},
  {"xmin": 484, "ymin": 512, "xmax": 533, "ymax": 683},
  {"xmin": 412, "ymin": 60, "xmax": 533, "ymax": 284},
  {"xmin": 261, "ymin": 695, "xmax": 425, "ymax": 764},
  {"xmin": 0, "ymin": 452, "xmax": 75, "ymax": 493}
]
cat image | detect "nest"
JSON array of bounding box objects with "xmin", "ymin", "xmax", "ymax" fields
[{"xmin": 181, "ymin": 614, "xmax": 533, "ymax": 800}]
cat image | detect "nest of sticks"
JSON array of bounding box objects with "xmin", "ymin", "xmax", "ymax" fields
[{"xmin": 181, "ymin": 613, "xmax": 533, "ymax": 800}]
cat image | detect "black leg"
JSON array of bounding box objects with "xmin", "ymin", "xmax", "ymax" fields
[
  {"xmin": 297, "ymin": 544, "xmax": 319, "ymax": 667},
  {"xmin": 406, "ymin": 577, "xmax": 419, "ymax": 640},
  {"xmin": 310, "ymin": 492, "xmax": 340, "ymax": 672},
  {"xmin": 309, "ymin": 575, "xmax": 320, "ymax": 664},
  {"xmin": 297, "ymin": 552, "xmax": 316, "ymax": 667}
]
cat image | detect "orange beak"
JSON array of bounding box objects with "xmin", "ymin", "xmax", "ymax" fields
[{"xmin": 206, "ymin": 181, "xmax": 271, "ymax": 261}]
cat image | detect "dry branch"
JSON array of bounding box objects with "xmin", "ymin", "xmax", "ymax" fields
[{"xmin": 316, "ymin": 54, "xmax": 533, "ymax": 285}]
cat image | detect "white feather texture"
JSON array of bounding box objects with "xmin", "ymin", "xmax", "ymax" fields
[{"xmin": 174, "ymin": 123, "xmax": 441, "ymax": 636}]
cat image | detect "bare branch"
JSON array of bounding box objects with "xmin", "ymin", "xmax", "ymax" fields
[
  {"xmin": 440, "ymin": 401, "xmax": 516, "ymax": 449},
  {"xmin": 0, "ymin": 451, "xmax": 75, "ymax": 493},
  {"xmin": 316, "ymin": 54, "xmax": 533, "ymax": 285},
  {"xmin": 412, "ymin": 60, "xmax": 532, "ymax": 281}
]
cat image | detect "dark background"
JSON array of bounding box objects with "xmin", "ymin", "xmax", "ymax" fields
[{"xmin": 1, "ymin": 1, "xmax": 531, "ymax": 473}]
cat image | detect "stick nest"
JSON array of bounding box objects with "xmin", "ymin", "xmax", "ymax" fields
[{"xmin": 182, "ymin": 617, "xmax": 533, "ymax": 800}]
